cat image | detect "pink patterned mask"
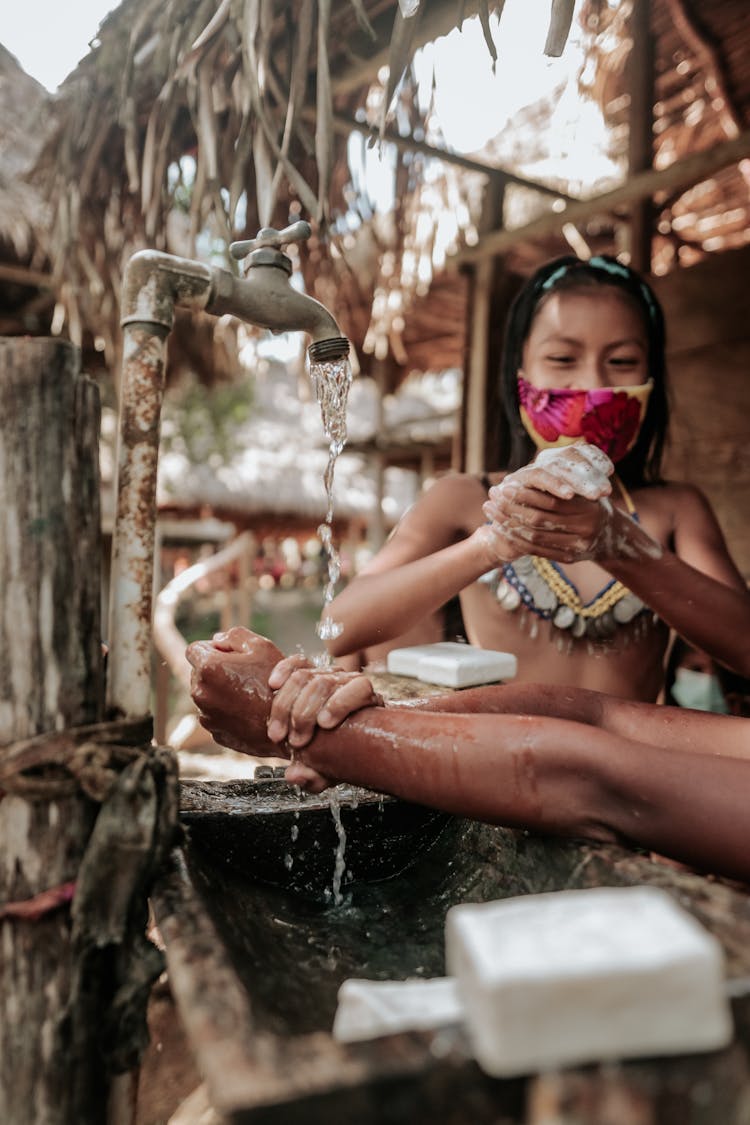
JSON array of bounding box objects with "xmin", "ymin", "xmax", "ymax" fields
[{"xmin": 517, "ymin": 376, "xmax": 653, "ymax": 463}]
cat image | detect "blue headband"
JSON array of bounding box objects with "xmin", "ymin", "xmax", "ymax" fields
[{"xmin": 540, "ymin": 256, "xmax": 658, "ymax": 322}]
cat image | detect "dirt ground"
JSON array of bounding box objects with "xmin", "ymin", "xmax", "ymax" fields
[{"xmin": 135, "ymin": 975, "xmax": 204, "ymax": 1125}]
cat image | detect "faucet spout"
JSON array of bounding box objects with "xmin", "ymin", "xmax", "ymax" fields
[
  {"xmin": 210, "ymin": 221, "xmax": 349, "ymax": 356},
  {"xmin": 206, "ymin": 264, "xmax": 345, "ymax": 347}
]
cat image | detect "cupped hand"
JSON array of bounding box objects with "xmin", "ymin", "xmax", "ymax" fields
[
  {"xmin": 484, "ymin": 490, "xmax": 618, "ymax": 564},
  {"xmin": 491, "ymin": 444, "xmax": 614, "ymax": 505},
  {"xmin": 481, "ymin": 443, "xmax": 617, "ymax": 564}
]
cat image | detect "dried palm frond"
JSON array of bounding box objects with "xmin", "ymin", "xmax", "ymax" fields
[
  {"xmin": 379, "ymin": 4, "xmax": 423, "ymax": 138},
  {"xmin": 25, "ymin": 0, "xmax": 565, "ymax": 386},
  {"xmin": 544, "ymin": 0, "xmax": 576, "ymax": 58}
]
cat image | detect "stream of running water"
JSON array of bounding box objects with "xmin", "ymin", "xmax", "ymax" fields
[
  {"xmin": 306, "ymin": 353, "xmax": 355, "ymax": 903},
  {"xmin": 309, "ymin": 354, "xmax": 353, "ymax": 649}
]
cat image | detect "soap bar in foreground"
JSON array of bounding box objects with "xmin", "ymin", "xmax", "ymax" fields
[
  {"xmin": 446, "ymin": 885, "xmax": 732, "ymax": 1077},
  {"xmin": 332, "ymin": 977, "xmax": 462, "ymax": 1043}
]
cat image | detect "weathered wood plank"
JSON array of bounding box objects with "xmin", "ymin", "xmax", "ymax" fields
[{"xmin": 0, "ymin": 337, "xmax": 105, "ymax": 1124}]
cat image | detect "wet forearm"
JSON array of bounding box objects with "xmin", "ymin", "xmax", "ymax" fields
[
  {"xmin": 299, "ymin": 703, "xmax": 750, "ymax": 882},
  {"xmin": 297, "ymin": 706, "xmax": 610, "ymax": 830},
  {"xmin": 392, "ymin": 682, "xmax": 606, "ymax": 724},
  {"xmin": 400, "ymin": 683, "xmax": 750, "ymax": 758},
  {"xmin": 324, "ymin": 537, "xmax": 491, "ymax": 658}
]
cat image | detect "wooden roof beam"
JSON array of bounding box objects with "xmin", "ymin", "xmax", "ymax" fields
[
  {"xmin": 324, "ymin": 111, "xmax": 576, "ymax": 200},
  {"xmin": 0, "ymin": 263, "xmax": 54, "ymax": 289},
  {"xmin": 452, "ymin": 128, "xmax": 750, "ymax": 265}
]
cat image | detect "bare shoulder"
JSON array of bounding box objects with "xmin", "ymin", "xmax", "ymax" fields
[
  {"xmin": 634, "ymin": 481, "xmax": 710, "ymax": 519},
  {"xmin": 632, "ymin": 480, "xmax": 716, "ymax": 527},
  {"xmin": 369, "ymin": 473, "xmax": 488, "ymax": 566},
  {"xmin": 408, "ymin": 472, "xmax": 485, "ymax": 528},
  {"xmin": 636, "ymin": 480, "xmax": 743, "ymax": 581},
  {"xmin": 419, "ymin": 471, "xmax": 491, "ymax": 504}
]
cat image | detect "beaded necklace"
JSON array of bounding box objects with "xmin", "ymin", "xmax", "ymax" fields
[{"xmin": 482, "ymin": 476, "xmax": 654, "ymax": 652}]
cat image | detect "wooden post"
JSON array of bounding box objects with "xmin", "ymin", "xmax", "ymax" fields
[
  {"xmin": 627, "ymin": 0, "xmax": 655, "ymax": 272},
  {"xmin": 461, "ymin": 175, "xmax": 506, "ymax": 473},
  {"xmin": 236, "ymin": 532, "xmax": 254, "ymax": 627},
  {"xmin": 0, "ymin": 338, "xmax": 105, "ymax": 1122},
  {"xmin": 368, "ymin": 359, "xmax": 392, "ymax": 552}
]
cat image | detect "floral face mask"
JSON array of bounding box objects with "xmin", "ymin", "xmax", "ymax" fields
[{"xmin": 518, "ymin": 376, "xmax": 653, "ymax": 463}]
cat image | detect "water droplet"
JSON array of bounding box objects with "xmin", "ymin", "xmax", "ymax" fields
[{"xmin": 316, "ymin": 616, "xmax": 344, "ymax": 641}]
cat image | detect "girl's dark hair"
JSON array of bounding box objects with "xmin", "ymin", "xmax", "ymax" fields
[{"xmin": 496, "ymin": 254, "xmax": 669, "ymax": 487}]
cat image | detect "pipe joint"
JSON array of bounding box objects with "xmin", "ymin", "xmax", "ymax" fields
[{"xmin": 121, "ymin": 249, "xmax": 214, "ymax": 331}]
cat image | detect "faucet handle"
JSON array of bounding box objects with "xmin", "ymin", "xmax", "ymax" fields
[{"xmin": 230, "ymin": 221, "xmax": 312, "ymax": 261}]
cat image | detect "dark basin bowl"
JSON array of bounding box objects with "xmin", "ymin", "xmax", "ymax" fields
[{"xmin": 153, "ymin": 777, "xmax": 750, "ymax": 1124}]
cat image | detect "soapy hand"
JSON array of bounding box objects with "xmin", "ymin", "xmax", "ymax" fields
[{"xmin": 481, "ymin": 443, "xmax": 619, "ymax": 564}]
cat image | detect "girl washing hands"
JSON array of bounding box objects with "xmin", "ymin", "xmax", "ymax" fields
[{"xmin": 322, "ymin": 255, "xmax": 750, "ymax": 699}]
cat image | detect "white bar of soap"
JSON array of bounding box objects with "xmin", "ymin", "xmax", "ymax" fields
[
  {"xmin": 332, "ymin": 977, "xmax": 463, "ymax": 1043},
  {"xmin": 386, "ymin": 642, "xmax": 517, "ymax": 688},
  {"xmin": 446, "ymin": 886, "xmax": 732, "ymax": 1077}
]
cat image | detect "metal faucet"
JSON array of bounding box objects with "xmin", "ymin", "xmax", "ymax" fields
[
  {"xmin": 225, "ymin": 223, "xmax": 349, "ymax": 362},
  {"xmin": 108, "ymin": 222, "xmax": 350, "ymax": 720},
  {"xmin": 120, "ymin": 220, "xmax": 349, "ymax": 354}
]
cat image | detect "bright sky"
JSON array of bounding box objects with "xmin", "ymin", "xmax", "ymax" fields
[
  {"xmin": 3, "ymin": 0, "xmax": 614, "ymax": 210},
  {"xmin": 3, "ymin": 0, "xmax": 116, "ymax": 91},
  {"xmin": 5, "ymin": 0, "xmax": 587, "ymax": 110}
]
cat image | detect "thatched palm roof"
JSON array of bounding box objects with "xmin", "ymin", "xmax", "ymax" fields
[
  {"xmin": 26, "ymin": 0, "xmax": 575, "ymax": 385},
  {"xmin": 9, "ymin": 0, "xmax": 749, "ymax": 391},
  {"xmin": 0, "ymin": 46, "xmax": 55, "ymax": 334},
  {"xmin": 577, "ymin": 0, "xmax": 750, "ymax": 276},
  {"xmin": 0, "ymin": 46, "xmax": 50, "ymax": 251}
]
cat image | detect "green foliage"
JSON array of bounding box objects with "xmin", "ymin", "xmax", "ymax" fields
[
  {"xmin": 162, "ymin": 378, "xmax": 254, "ymax": 466},
  {"xmin": 168, "ymin": 157, "xmax": 196, "ymax": 215}
]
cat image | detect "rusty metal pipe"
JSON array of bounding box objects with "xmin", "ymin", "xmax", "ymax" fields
[{"xmin": 107, "ymin": 247, "xmax": 348, "ymax": 720}]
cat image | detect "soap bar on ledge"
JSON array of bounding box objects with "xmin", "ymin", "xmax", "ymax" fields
[
  {"xmin": 386, "ymin": 641, "xmax": 517, "ymax": 688},
  {"xmin": 445, "ymin": 885, "xmax": 733, "ymax": 1077},
  {"xmin": 332, "ymin": 977, "xmax": 463, "ymax": 1043}
]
